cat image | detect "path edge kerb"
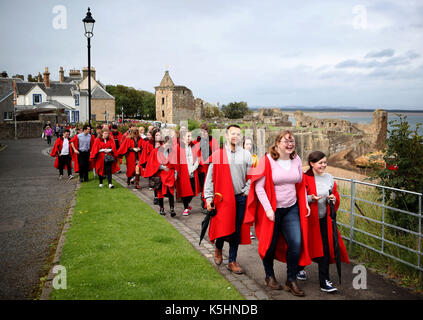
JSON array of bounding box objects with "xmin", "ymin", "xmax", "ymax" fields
[{"xmin": 39, "ymin": 182, "xmax": 80, "ymax": 300}]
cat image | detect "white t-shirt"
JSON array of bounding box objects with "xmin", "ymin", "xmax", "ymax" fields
[{"xmin": 60, "ymin": 138, "xmax": 70, "ymax": 156}]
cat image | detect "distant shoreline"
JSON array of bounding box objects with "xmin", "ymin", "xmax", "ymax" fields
[{"xmin": 250, "ymin": 107, "xmax": 423, "ymax": 113}]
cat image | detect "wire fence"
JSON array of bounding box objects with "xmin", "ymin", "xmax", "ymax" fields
[{"xmin": 333, "ymin": 177, "xmax": 423, "ymax": 273}]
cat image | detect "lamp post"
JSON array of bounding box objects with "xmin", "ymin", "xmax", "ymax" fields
[{"xmin": 83, "ymin": 7, "xmax": 95, "ymax": 127}]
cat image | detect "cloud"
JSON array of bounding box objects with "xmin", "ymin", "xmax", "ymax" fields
[
  {"xmin": 335, "ymin": 50, "xmax": 421, "ymax": 69},
  {"xmin": 365, "ymin": 49, "xmax": 395, "ymax": 58}
]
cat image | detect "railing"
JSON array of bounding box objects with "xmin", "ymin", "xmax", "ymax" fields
[{"xmin": 333, "ymin": 177, "xmax": 423, "ymax": 273}]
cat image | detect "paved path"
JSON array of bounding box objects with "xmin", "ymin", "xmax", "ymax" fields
[
  {"xmin": 0, "ymin": 138, "xmax": 76, "ymax": 299},
  {"xmin": 114, "ymin": 169, "xmax": 422, "ymax": 300}
]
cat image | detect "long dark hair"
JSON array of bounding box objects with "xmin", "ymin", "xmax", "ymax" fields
[{"xmin": 305, "ymin": 151, "xmax": 326, "ymax": 176}]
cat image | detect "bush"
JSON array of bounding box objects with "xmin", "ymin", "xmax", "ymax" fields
[{"xmin": 370, "ymin": 115, "xmax": 423, "ymax": 232}]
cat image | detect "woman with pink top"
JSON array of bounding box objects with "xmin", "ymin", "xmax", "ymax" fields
[
  {"xmin": 244, "ymin": 130, "xmax": 311, "ymax": 297},
  {"xmin": 45, "ymin": 126, "xmax": 53, "ymax": 145}
]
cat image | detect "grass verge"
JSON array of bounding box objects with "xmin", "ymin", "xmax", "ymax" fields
[{"xmin": 50, "ymin": 174, "xmax": 243, "ymax": 300}]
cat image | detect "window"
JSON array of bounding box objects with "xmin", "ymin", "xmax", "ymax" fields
[
  {"xmin": 162, "ymin": 110, "xmax": 165, "ymax": 118},
  {"xmin": 33, "ymin": 94, "xmax": 42, "ymax": 105},
  {"xmin": 72, "ymin": 111, "xmax": 79, "ymax": 123},
  {"xmin": 3, "ymin": 111, "xmax": 13, "ymax": 120},
  {"xmin": 65, "ymin": 110, "xmax": 70, "ymax": 122},
  {"xmin": 74, "ymin": 94, "xmax": 79, "ymax": 106},
  {"xmin": 162, "ymin": 97, "xmax": 165, "ymax": 105}
]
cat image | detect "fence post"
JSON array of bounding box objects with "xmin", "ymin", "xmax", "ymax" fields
[
  {"xmin": 381, "ymin": 188, "xmax": 385, "ymax": 253},
  {"xmin": 349, "ymin": 179, "xmax": 356, "ymax": 254}
]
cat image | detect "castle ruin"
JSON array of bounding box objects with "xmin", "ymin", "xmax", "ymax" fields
[{"xmin": 155, "ymin": 71, "xmax": 203, "ymax": 124}]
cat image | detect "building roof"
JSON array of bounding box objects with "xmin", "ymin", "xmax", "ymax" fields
[
  {"xmin": 159, "ymin": 71, "xmax": 175, "ymax": 87},
  {"xmin": 16, "ymin": 99, "xmax": 75, "ymax": 113},
  {"xmin": 91, "ymin": 85, "xmax": 114, "ymax": 100},
  {"xmin": 16, "ymin": 82, "xmax": 78, "ymax": 97}
]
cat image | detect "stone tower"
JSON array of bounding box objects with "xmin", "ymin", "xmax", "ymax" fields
[{"xmin": 155, "ymin": 71, "xmax": 199, "ymax": 124}]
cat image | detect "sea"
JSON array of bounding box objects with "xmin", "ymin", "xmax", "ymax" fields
[{"xmin": 286, "ymin": 111, "xmax": 423, "ymax": 136}]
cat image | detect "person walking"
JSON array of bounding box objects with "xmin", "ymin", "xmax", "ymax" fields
[
  {"xmin": 50, "ymin": 129, "xmax": 74, "ymax": 180},
  {"xmin": 45, "ymin": 126, "xmax": 53, "ymax": 145},
  {"xmin": 196, "ymin": 122, "xmax": 219, "ymax": 214},
  {"xmin": 90, "ymin": 129, "xmax": 119, "ymax": 188},
  {"xmin": 118, "ymin": 127, "xmax": 142, "ymax": 188},
  {"xmin": 175, "ymin": 130, "xmax": 200, "ymax": 216},
  {"xmin": 296, "ymin": 151, "xmax": 349, "ymax": 293},
  {"xmin": 243, "ymin": 130, "xmax": 311, "ymax": 296},
  {"xmin": 204, "ymin": 124, "xmax": 252, "ymax": 274},
  {"xmin": 71, "ymin": 125, "xmax": 93, "ymax": 183},
  {"xmin": 143, "ymin": 132, "xmax": 176, "ymax": 217}
]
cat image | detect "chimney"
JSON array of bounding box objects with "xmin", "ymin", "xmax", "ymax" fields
[
  {"xmin": 37, "ymin": 72, "xmax": 42, "ymax": 82},
  {"xmin": 59, "ymin": 66, "xmax": 64, "ymax": 83},
  {"xmin": 43, "ymin": 67, "xmax": 50, "ymax": 88},
  {"xmin": 82, "ymin": 67, "xmax": 96, "ymax": 81}
]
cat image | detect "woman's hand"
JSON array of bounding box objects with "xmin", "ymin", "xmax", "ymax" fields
[
  {"xmin": 266, "ymin": 209, "xmax": 275, "ymax": 222},
  {"xmin": 163, "ymin": 165, "xmax": 169, "ymax": 172},
  {"xmin": 327, "ymin": 194, "xmax": 336, "ymax": 203},
  {"xmin": 306, "ymin": 205, "xmax": 311, "ymax": 217},
  {"xmin": 311, "ymin": 194, "xmax": 322, "ymax": 202}
]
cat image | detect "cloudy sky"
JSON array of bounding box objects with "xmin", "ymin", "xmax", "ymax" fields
[{"xmin": 1, "ymin": 0, "xmax": 422, "ymax": 109}]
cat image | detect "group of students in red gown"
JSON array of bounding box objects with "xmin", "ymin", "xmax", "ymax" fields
[{"xmin": 51, "ymin": 121, "xmax": 349, "ymax": 297}]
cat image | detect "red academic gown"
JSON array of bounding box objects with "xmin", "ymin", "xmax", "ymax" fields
[
  {"xmin": 242, "ymin": 154, "xmax": 312, "ymax": 266},
  {"xmin": 143, "ymin": 145, "xmax": 176, "ymax": 198},
  {"xmin": 111, "ymin": 131, "xmax": 123, "ymax": 164},
  {"xmin": 89, "ymin": 137, "xmax": 120, "ymax": 177},
  {"xmin": 303, "ymin": 172, "xmax": 350, "ymax": 264},
  {"xmin": 208, "ymin": 148, "xmax": 251, "ymax": 244},
  {"xmin": 174, "ymin": 143, "xmax": 201, "ymax": 198},
  {"xmin": 50, "ymin": 136, "xmax": 74, "ymax": 170},
  {"xmin": 117, "ymin": 137, "xmax": 141, "ymax": 178},
  {"xmin": 139, "ymin": 139, "xmax": 154, "ymax": 176},
  {"xmin": 69, "ymin": 134, "xmax": 94, "ymax": 173}
]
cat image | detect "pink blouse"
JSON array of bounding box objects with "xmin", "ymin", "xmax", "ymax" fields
[{"xmin": 255, "ymin": 154, "xmax": 303, "ymax": 211}]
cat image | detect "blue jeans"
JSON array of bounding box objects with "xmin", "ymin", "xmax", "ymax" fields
[
  {"xmin": 215, "ymin": 194, "xmax": 247, "ymax": 263},
  {"xmin": 263, "ymin": 203, "xmax": 302, "ymax": 282}
]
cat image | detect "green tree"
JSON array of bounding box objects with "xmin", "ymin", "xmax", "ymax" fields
[
  {"xmin": 221, "ymin": 101, "xmax": 249, "ymax": 119},
  {"xmin": 106, "ymin": 85, "xmax": 155, "ymax": 120},
  {"xmin": 203, "ymin": 105, "xmax": 222, "ymax": 118},
  {"xmin": 370, "ymin": 115, "xmax": 423, "ymax": 232}
]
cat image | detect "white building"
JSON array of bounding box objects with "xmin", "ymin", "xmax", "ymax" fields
[{"xmin": 15, "ymin": 66, "xmax": 113, "ymax": 124}]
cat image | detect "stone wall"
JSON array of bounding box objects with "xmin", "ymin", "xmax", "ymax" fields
[
  {"xmin": 0, "ymin": 121, "xmax": 43, "ymax": 139},
  {"xmin": 91, "ymin": 99, "xmax": 115, "ymax": 122}
]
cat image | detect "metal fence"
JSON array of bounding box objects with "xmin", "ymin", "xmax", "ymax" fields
[{"xmin": 333, "ymin": 177, "xmax": 423, "ymax": 273}]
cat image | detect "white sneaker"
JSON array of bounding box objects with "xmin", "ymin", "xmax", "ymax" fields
[
  {"xmin": 99, "ymin": 184, "xmax": 103, "ymax": 188},
  {"xmin": 320, "ymin": 280, "xmax": 338, "ymax": 293},
  {"xmin": 68, "ymin": 175, "xmax": 74, "ymax": 180},
  {"xmin": 109, "ymin": 184, "xmax": 114, "ymax": 189},
  {"xmin": 59, "ymin": 175, "xmax": 63, "ymax": 180},
  {"xmin": 183, "ymin": 209, "xmax": 190, "ymax": 216}
]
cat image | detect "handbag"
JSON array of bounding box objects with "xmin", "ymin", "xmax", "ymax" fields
[
  {"xmin": 148, "ymin": 176, "xmax": 162, "ymax": 190},
  {"xmin": 104, "ymin": 153, "xmax": 115, "ymax": 164}
]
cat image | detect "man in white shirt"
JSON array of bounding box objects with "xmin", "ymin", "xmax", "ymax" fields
[{"xmin": 58, "ymin": 129, "xmax": 73, "ymax": 180}]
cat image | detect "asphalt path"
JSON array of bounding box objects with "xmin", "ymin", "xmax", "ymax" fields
[{"xmin": 0, "ymin": 138, "xmax": 76, "ymax": 299}]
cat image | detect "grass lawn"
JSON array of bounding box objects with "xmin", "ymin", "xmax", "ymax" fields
[{"xmin": 50, "ymin": 174, "xmax": 244, "ymax": 300}]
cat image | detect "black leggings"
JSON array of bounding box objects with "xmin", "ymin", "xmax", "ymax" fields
[
  {"xmin": 158, "ymin": 187, "xmax": 174, "ymax": 209},
  {"xmin": 182, "ymin": 177, "xmax": 196, "ymax": 209},
  {"xmin": 99, "ymin": 161, "xmax": 112, "ymax": 185}
]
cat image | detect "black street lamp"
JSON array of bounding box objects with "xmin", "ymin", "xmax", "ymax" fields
[{"xmin": 83, "ymin": 7, "xmax": 95, "ymax": 127}]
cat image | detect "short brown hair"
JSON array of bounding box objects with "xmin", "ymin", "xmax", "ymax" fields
[{"xmin": 269, "ymin": 130, "xmax": 296, "ymax": 160}]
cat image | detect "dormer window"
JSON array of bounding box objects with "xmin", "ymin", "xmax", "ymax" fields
[
  {"xmin": 74, "ymin": 93, "xmax": 80, "ymax": 106},
  {"xmin": 33, "ymin": 94, "xmax": 42, "ymax": 105}
]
